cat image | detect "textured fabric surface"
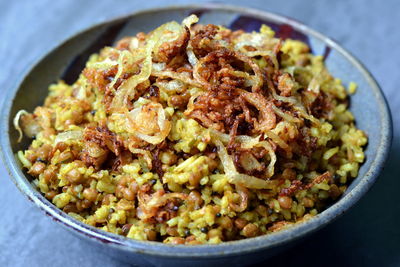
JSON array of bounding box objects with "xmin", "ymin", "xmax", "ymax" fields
[{"xmin": 0, "ymin": 0, "xmax": 399, "ymax": 266}]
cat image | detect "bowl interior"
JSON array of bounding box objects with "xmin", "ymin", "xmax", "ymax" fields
[{"xmin": 0, "ymin": 4, "xmax": 392, "ymax": 258}]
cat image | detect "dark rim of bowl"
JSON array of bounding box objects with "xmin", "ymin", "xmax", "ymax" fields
[{"xmin": 0, "ymin": 3, "xmax": 392, "ymax": 258}]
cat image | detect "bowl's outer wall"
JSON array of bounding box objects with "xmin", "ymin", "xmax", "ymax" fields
[
  {"xmin": 1, "ymin": 5, "xmax": 392, "ymax": 267},
  {"xmin": 78, "ymin": 233, "xmax": 295, "ymax": 266}
]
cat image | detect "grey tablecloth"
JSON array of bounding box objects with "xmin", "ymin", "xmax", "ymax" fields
[{"xmin": 1, "ymin": 0, "xmax": 399, "ymax": 266}]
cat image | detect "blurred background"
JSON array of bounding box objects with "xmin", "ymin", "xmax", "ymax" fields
[{"xmin": 0, "ymin": 0, "xmax": 399, "ymax": 266}]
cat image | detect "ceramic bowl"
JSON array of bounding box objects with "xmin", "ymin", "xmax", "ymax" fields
[{"xmin": 0, "ymin": 4, "xmax": 392, "ymax": 266}]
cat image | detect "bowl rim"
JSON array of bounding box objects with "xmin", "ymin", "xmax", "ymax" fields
[{"xmin": 0, "ymin": 3, "xmax": 392, "ymax": 258}]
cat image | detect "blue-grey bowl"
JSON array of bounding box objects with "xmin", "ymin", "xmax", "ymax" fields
[{"xmin": 0, "ymin": 4, "xmax": 392, "ymax": 266}]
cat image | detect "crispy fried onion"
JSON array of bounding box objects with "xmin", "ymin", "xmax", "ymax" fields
[
  {"xmin": 280, "ymin": 171, "xmax": 332, "ymax": 196},
  {"xmin": 186, "ymin": 45, "xmax": 198, "ymax": 67},
  {"xmin": 272, "ymin": 95, "xmax": 318, "ymax": 125},
  {"xmin": 151, "ymin": 14, "xmax": 198, "ymax": 63},
  {"xmin": 55, "ymin": 130, "xmax": 83, "ymax": 144},
  {"xmin": 213, "ymin": 137, "xmax": 274, "ymax": 189},
  {"xmin": 264, "ymin": 129, "xmax": 292, "ymax": 155},
  {"xmin": 125, "ymin": 102, "xmax": 171, "ymax": 145},
  {"xmin": 245, "ymin": 50, "xmax": 279, "ymax": 70},
  {"xmin": 213, "ymin": 130, "xmax": 277, "ymax": 179},
  {"xmin": 111, "ymin": 20, "xmax": 190, "ymax": 112},
  {"xmin": 108, "ymin": 50, "xmax": 136, "ymax": 91},
  {"xmin": 84, "ymin": 126, "xmax": 123, "ymax": 156},
  {"xmin": 237, "ymin": 150, "xmax": 264, "ymax": 173},
  {"xmin": 182, "ymin": 14, "xmax": 199, "ymax": 28},
  {"xmin": 239, "ymin": 135, "xmax": 277, "ymax": 178},
  {"xmin": 184, "ymin": 91, "xmax": 203, "ymax": 115},
  {"xmin": 14, "ymin": 110, "xmax": 31, "ymax": 142},
  {"xmin": 229, "ymin": 184, "xmax": 249, "ymax": 212},
  {"xmin": 110, "ymin": 44, "xmax": 153, "ymax": 112},
  {"xmin": 137, "ymin": 190, "xmax": 187, "ymax": 221},
  {"xmin": 241, "ymin": 91, "xmax": 276, "ymax": 132},
  {"xmin": 127, "ymin": 146, "xmax": 153, "ymax": 168},
  {"xmin": 269, "ymin": 74, "xmax": 320, "ymax": 125},
  {"xmin": 305, "ymin": 171, "xmax": 332, "ymax": 189},
  {"xmin": 151, "ymin": 69, "xmax": 202, "ymax": 88},
  {"xmin": 193, "ymin": 49, "xmax": 263, "ymax": 92}
]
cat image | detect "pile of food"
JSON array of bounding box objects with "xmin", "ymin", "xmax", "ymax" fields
[{"xmin": 15, "ymin": 15, "xmax": 367, "ymax": 244}]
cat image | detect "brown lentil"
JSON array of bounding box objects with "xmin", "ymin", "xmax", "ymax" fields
[
  {"xmin": 188, "ymin": 191, "xmax": 203, "ymax": 209},
  {"xmin": 242, "ymin": 223, "xmax": 259, "ymax": 238},
  {"xmin": 45, "ymin": 190, "xmax": 58, "ymax": 200},
  {"xmin": 28, "ymin": 162, "xmax": 46, "ymax": 176},
  {"xmin": 122, "ymin": 224, "xmax": 132, "ymax": 235},
  {"xmin": 145, "ymin": 229, "xmax": 157, "ymax": 241},
  {"xmin": 278, "ymin": 195, "xmax": 293, "ymax": 209},
  {"xmin": 234, "ymin": 218, "xmax": 248, "ymax": 229},
  {"xmin": 282, "ymin": 168, "xmax": 296, "ymax": 180},
  {"xmin": 58, "ymin": 150, "xmax": 74, "ymax": 163},
  {"xmin": 329, "ymin": 184, "xmax": 341, "ymax": 199},
  {"xmin": 302, "ymin": 197, "xmax": 314, "ymax": 208},
  {"xmin": 43, "ymin": 168, "xmax": 56, "ymax": 183},
  {"xmin": 218, "ymin": 216, "xmax": 233, "ymax": 229},
  {"xmin": 66, "ymin": 168, "xmax": 83, "ymax": 184},
  {"xmin": 255, "ymin": 205, "xmax": 268, "ymax": 217},
  {"xmin": 208, "ymin": 229, "xmax": 223, "ymax": 240},
  {"xmin": 37, "ymin": 144, "xmax": 52, "ymax": 161},
  {"xmin": 166, "ymin": 226, "xmax": 179, "ymax": 236},
  {"xmin": 169, "ymin": 237, "xmax": 185, "ymax": 245},
  {"xmin": 83, "ymin": 188, "xmax": 98, "ymax": 202}
]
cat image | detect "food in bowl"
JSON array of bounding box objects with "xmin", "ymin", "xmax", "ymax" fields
[{"xmin": 14, "ymin": 15, "xmax": 367, "ymax": 244}]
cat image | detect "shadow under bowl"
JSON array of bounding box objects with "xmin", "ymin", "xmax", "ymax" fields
[{"xmin": 0, "ymin": 4, "xmax": 392, "ymax": 267}]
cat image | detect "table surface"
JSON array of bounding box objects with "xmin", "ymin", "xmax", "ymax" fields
[{"xmin": 1, "ymin": 0, "xmax": 399, "ymax": 266}]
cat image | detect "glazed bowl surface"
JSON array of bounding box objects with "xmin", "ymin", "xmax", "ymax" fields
[{"xmin": 0, "ymin": 4, "xmax": 392, "ymax": 267}]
